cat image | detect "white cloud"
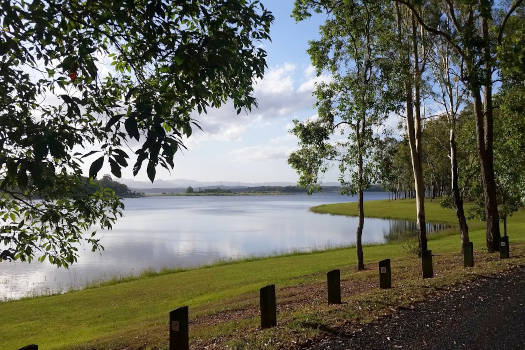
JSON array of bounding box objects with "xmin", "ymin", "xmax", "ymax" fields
[
  {"xmin": 254, "ymin": 63, "xmax": 296, "ymax": 95},
  {"xmin": 305, "ymin": 64, "xmax": 316, "ymax": 78},
  {"xmin": 297, "ymin": 73, "xmax": 332, "ymax": 93},
  {"xmin": 187, "ymin": 62, "xmax": 324, "ymax": 145},
  {"xmin": 269, "ymin": 134, "xmax": 296, "ymax": 145},
  {"xmin": 230, "ymin": 145, "xmax": 294, "ymax": 161}
]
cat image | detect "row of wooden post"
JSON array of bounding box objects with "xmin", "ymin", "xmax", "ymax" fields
[
  {"xmin": 165, "ymin": 239, "xmax": 511, "ymax": 349},
  {"xmin": 19, "ymin": 240, "xmax": 510, "ymax": 350}
]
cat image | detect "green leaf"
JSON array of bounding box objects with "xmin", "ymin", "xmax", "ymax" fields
[
  {"xmin": 106, "ymin": 114, "xmax": 123, "ymax": 130},
  {"xmin": 124, "ymin": 117, "xmax": 140, "ymax": 140},
  {"xmin": 89, "ymin": 156, "xmax": 104, "ymax": 179},
  {"xmin": 109, "ymin": 158, "xmax": 122, "ymax": 178},
  {"xmin": 82, "ymin": 150, "xmax": 100, "ymax": 159},
  {"xmin": 147, "ymin": 161, "xmax": 156, "ymax": 182}
]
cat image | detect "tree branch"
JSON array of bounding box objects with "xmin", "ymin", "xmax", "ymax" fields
[
  {"xmin": 393, "ymin": 0, "xmax": 466, "ymax": 58},
  {"xmin": 498, "ymin": 0, "xmax": 524, "ymax": 44},
  {"xmin": 443, "ymin": 0, "xmax": 460, "ymax": 30}
]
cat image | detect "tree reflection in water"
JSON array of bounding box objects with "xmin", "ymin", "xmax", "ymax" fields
[{"xmin": 384, "ymin": 220, "xmax": 450, "ymax": 243}]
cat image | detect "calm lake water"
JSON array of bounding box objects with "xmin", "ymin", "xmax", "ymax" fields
[{"xmin": 0, "ymin": 192, "xmax": 446, "ymax": 300}]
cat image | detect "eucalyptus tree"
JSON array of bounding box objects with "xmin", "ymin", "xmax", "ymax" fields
[
  {"xmin": 0, "ymin": 0, "xmax": 273, "ymax": 266},
  {"xmin": 373, "ymin": 136, "xmax": 400, "ymax": 199},
  {"xmin": 493, "ymin": 6, "xmax": 525, "ymax": 239},
  {"xmin": 392, "ymin": 138, "xmax": 417, "ymax": 199},
  {"xmin": 290, "ymin": 0, "xmax": 397, "ymax": 270},
  {"xmin": 428, "ymin": 37, "xmax": 471, "ymax": 247},
  {"xmin": 455, "ymin": 89, "xmax": 525, "ymax": 239},
  {"xmin": 391, "ymin": 3, "xmax": 435, "ymax": 273},
  {"xmin": 421, "ymin": 117, "xmax": 451, "ymax": 199},
  {"xmin": 391, "ymin": 0, "xmax": 524, "ymax": 251},
  {"xmin": 493, "ymin": 92, "xmax": 525, "ymax": 238}
]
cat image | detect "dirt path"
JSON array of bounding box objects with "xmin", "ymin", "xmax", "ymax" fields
[{"xmin": 304, "ymin": 266, "xmax": 525, "ymax": 350}]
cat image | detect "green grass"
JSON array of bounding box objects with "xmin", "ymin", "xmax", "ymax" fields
[
  {"xmin": 311, "ymin": 198, "xmax": 475, "ymax": 224},
  {"xmin": 1, "ymin": 199, "xmax": 525, "ymax": 349}
]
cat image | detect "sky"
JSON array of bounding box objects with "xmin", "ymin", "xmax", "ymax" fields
[{"xmin": 104, "ymin": 1, "xmax": 337, "ymax": 185}]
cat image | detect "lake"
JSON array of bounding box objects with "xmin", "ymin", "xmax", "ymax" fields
[{"xmin": 0, "ymin": 192, "xmax": 446, "ymax": 300}]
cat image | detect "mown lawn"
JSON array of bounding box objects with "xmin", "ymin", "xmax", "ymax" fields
[
  {"xmin": 312, "ymin": 198, "xmax": 478, "ymax": 224},
  {"xmin": 1, "ymin": 199, "xmax": 524, "ymax": 349}
]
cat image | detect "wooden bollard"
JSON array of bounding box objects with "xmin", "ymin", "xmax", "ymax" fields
[
  {"xmin": 169, "ymin": 306, "xmax": 189, "ymax": 350},
  {"xmin": 327, "ymin": 269, "xmax": 341, "ymax": 304},
  {"xmin": 18, "ymin": 346, "xmax": 38, "ymax": 350},
  {"xmin": 422, "ymin": 250, "xmax": 434, "ymax": 279},
  {"xmin": 463, "ymin": 242, "xmax": 474, "ymax": 267},
  {"xmin": 379, "ymin": 259, "xmax": 391, "ymax": 289},
  {"xmin": 500, "ymin": 236, "xmax": 510, "ymax": 259},
  {"xmin": 260, "ymin": 284, "xmax": 277, "ymax": 328}
]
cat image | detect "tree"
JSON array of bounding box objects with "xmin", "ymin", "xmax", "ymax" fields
[
  {"xmin": 391, "ymin": 3, "xmax": 433, "ymax": 270},
  {"xmin": 291, "ymin": 0, "xmax": 397, "ymax": 270},
  {"xmin": 426, "ymin": 33, "xmax": 473, "ymax": 248},
  {"xmin": 0, "ymin": 0, "xmax": 273, "ymax": 266},
  {"xmin": 393, "ymin": 138, "xmax": 416, "ymax": 199},
  {"xmin": 185, "ymin": 186, "xmax": 194, "ymax": 194},
  {"xmin": 391, "ymin": 0, "xmax": 524, "ymax": 251},
  {"xmin": 494, "ymin": 7, "xmax": 525, "ymax": 238},
  {"xmin": 374, "ymin": 136, "xmax": 400, "ymax": 199},
  {"xmin": 454, "ymin": 88, "xmax": 525, "ymax": 239},
  {"xmin": 421, "ymin": 118, "xmax": 450, "ymax": 200},
  {"xmin": 96, "ymin": 175, "xmax": 141, "ymax": 198}
]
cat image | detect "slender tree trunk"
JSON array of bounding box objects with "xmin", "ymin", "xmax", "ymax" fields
[
  {"xmin": 407, "ymin": 16, "xmax": 428, "ymax": 255},
  {"xmin": 405, "ymin": 82, "xmax": 427, "ymax": 254},
  {"xmin": 503, "ymin": 216, "xmax": 507, "ymax": 237},
  {"xmin": 356, "ymin": 188, "xmax": 365, "ymax": 270},
  {"xmin": 356, "ymin": 121, "xmax": 365, "ymax": 271},
  {"xmin": 450, "ymin": 128, "xmax": 470, "ymax": 245},
  {"xmin": 481, "ymin": 16, "xmax": 500, "ymax": 252},
  {"xmin": 472, "ymin": 85, "xmax": 500, "ymax": 252},
  {"xmin": 464, "ymin": 14, "xmax": 500, "ymax": 252}
]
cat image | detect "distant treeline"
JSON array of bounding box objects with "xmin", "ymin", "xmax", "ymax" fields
[
  {"xmin": 1, "ymin": 175, "xmax": 143, "ymax": 199},
  {"xmin": 87, "ymin": 175, "xmax": 144, "ymax": 198},
  {"xmin": 140, "ymin": 184, "xmax": 386, "ymax": 195}
]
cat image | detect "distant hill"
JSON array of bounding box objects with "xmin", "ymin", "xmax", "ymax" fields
[
  {"xmin": 120, "ymin": 178, "xmax": 341, "ymax": 189},
  {"xmin": 138, "ymin": 185, "xmax": 342, "ymax": 194},
  {"xmin": 136, "ymin": 184, "xmax": 386, "ymax": 195}
]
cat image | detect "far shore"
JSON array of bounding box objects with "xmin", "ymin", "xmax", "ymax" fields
[{"xmin": 143, "ymin": 191, "xmax": 296, "ymax": 197}]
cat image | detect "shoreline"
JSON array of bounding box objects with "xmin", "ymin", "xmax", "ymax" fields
[
  {"xmin": 2, "ymin": 199, "xmax": 524, "ymax": 349},
  {"xmin": 143, "ymin": 191, "xmax": 296, "ymax": 197},
  {"xmin": 0, "ymin": 199, "xmax": 478, "ymax": 303}
]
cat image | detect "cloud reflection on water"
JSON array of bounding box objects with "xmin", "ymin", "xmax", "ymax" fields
[{"xmin": 0, "ymin": 193, "xmax": 446, "ymax": 300}]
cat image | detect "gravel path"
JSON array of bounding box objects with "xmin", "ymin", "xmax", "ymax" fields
[{"xmin": 305, "ymin": 267, "xmax": 525, "ymax": 350}]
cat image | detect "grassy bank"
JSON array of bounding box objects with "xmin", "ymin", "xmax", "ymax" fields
[
  {"xmin": 311, "ymin": 199, "xmax": 474, "ymax": 224},
  {"xmin": 1, "ymin": 199, "xmax": 525, "ymax": 349}
]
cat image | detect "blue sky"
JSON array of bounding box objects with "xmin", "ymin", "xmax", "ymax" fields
[{"xmin": 119, "ymin": 1, "xmax": 336, "ymax": 184}]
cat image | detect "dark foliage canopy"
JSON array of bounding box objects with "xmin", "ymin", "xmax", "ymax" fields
[{"xmin": 0, "ymin": 0, "xmax": 273, "ymax": 266}]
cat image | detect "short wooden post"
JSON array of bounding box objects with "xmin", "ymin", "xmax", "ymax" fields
[
  {"xmin": 260, "ymin": 284, "xmax": 277, "ymax": 328},
  {"xmin": 18, "ymin": 346, "xmax": 38, "ymax": 350},
  {"xmin": 422, "ymin": 250, "xmax": 434, "ymax": 279},
  {"xmin": 500, "ymin": 236, "xmax": 510, "ymax": 259},
  {"xmin": 379, "ymin": 259, "xmax": 391, "ymax": 289},
  {"xmin": 463, "ymin": 242, "xmax": 474, "ymax": 267},
  {"xmin": 327, "ymin": 269, "xmax": 341, "ymax": 304},
  {"xmin": 169, "ymin": 306, "xmax": 189, "ymax": 350}
]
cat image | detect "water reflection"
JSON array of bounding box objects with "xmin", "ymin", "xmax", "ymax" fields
[
  {"xmin": 0, "ymin": 193, "xmax": 449, "ymax": 300},
  {"xmin": 384, "ymin": 221, "xmax": 450, "ymax": 242}
]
